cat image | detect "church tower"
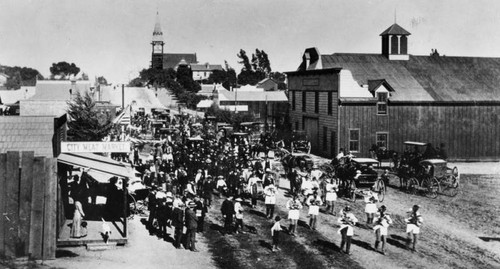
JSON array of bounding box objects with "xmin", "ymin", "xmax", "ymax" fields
[
  {"xmin": 151, "ymin": 12, "xmax": 164, "ymax": 70},
  {"xmin": 380, "ymin": 23, "xmax": 410, "ymax": 60}
]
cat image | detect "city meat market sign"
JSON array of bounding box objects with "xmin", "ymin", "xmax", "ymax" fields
[{"xmin": 61, "ymin": 142, "xmax": 131, "ymax": 153}]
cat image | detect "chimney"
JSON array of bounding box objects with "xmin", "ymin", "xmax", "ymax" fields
[{"xmin": 304, "ymin": 53, "xmax": 311, "ymax": 69}]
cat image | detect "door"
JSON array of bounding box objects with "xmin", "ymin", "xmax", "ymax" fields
[{"xmin": 303, "ymin": 117, "xmax": 319, "ymax": 154}]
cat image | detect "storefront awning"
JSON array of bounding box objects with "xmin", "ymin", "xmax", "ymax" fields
[{"xmin": 58, "ymin": 153, "xmax": 133, "ymax": 178}]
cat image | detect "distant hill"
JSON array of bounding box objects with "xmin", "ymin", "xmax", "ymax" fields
[{"xmin": 0, "ymin": 64, "xmax": 44, "ymax": 90}]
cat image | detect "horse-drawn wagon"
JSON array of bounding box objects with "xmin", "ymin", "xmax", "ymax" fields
[{"xmin": 334, "ymin": 157, "xmax": 386, "ymax": 202}]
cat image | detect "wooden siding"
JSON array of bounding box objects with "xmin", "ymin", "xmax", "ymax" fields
[
  {"xmin": 288, "ymin": 71, "xmax": 340, "ymax": 158},
  {"xmin": 0, "ymin": 152, "xmax": 58, "ymax": 260},
  {"xmin": 339, "ymin": 103, "xmax": 500, "ymax": 160}
]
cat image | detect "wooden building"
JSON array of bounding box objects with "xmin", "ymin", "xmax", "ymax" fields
[{"xmin": 287, "ymin": 23, "xmax": 500, "ymax": 161}]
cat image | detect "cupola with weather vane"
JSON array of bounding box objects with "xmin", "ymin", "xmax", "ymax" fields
[{"xmin": 380, "ymin": 23, "xmax": 411, "ymax": 60}]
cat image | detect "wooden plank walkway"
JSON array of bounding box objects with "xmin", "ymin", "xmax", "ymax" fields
[{"xmin": 57, "ymin": 219, "xmax": 127, "ymax": 247}]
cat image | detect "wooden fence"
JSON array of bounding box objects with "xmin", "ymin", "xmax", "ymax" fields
[{"xmin": 0, "ymin": 151, "xmax": 58, "ymax": 260}]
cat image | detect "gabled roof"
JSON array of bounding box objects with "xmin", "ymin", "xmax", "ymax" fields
[
  {"xmin": 314, "ymin": 53, "xmax": 500, "ymax": 102},
  {"xmin": 0, "ymin": 86, "xmax": 36, "ymax": 104},
  {"xmin": 368, "ymin": 79, "xmax": 395, "ymax": 94},
  {"xmin": 191, "ymin": 64, "xmax": 223, "ymax": 71},
  {"xmin": 0, "ymin": 116, "xmax": 55, "ymax": 157},
  {"xmin": 380, "ymin": 23, "xmax": 411, "ymax": 36},
  {"xmin": 257, "ymin": 77, "xmax": 278, "ymax": 86},
  {"xmin": 31, "ymin": 80, "xmax": 91, "ymax": 101},
  {"xmin": 163, "ymin": 53, "xmax": 197, "ymax": 70},
  {"xmin": 100, "ymin": 86, "xmax": 165, "ymax": 110}
]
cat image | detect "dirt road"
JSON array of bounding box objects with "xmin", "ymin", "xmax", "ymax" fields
[
  {"xmin": 199, "ymin": 159, "xmax": 500, "ymax": 269},
  {"xmin": 38, "ymin": 217, "xmax": 216, "ymax": 269},
  {"xmin": 11, "ymin": 160, "xmax": 499, "ymax": 269}
]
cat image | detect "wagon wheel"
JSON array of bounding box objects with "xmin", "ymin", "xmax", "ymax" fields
[
  {"xmin": 377, "ymin": 180, "xmax": 386, "ymax": 202},
  {"xmin": 348, "ymin": 179, "xmax": 357, "ymax": 202},
  {"xmin": 407, "ymin": 178, "xmax": 419, "ymax": 195},
  {"xmin": 423, "ymin": 177, "xmax": 440, "ymax": 199}
]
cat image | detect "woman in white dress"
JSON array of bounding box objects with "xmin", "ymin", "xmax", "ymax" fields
[
  {"xmin": 286, "ymin": 194, "xmax": 302, "ymax": 236},
  {"xmin": 325, "ymin": 177, "xmax": 339, "ymax": 215},
  {"xmin": 71, "ymin": 200, "xmax": 85, "ymax": 238}
]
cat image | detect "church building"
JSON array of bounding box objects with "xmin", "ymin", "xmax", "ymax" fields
[
  {"xmin": 151, "ymin": 12, "xmax": 198, "ymax": 70},
  {"xmin": 287, "ymin": 23, "xmax": 500, "ymax": 161}
]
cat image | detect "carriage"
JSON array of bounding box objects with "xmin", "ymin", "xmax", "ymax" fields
[
  {"xmin": 406, "ymin": 159, "xmax": 460, "ymax": 198},
  {"xmin": 290, "ymin": 130, "xmax": 311, "ymax": 154},
  {"xmin": 336, "ymin": 158, "xmax": 386, "ymax": 202}
]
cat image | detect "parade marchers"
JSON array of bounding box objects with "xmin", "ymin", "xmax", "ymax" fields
[{"xmin": 103, "ymin": 111, "xmax": 425, "ymax": 255}]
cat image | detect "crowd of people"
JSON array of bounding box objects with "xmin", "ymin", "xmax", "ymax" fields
[{"xmin": 69, "ymin": 110, "xmax": 425, "ymax": 256}]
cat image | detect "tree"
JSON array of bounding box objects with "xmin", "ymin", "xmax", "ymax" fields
[
  {"xmin": 50, "ymin": 61, "xmax": 80, "ymax": 79},
  {"xmin": 206, "ymin": 61, "xmax": 238, "ymax": 90},
  {"xmin": 97, "ymin": 76, "xmax": 108, "ymax": 85},
  {"xmin": 270, "ymin": 71, "xmax": 287, "ymax": 90},
  {"xmin": 176, "ymin": 65, "xmax": 201, "ymax": 93},
  {"xmin": 138, "ymin": 67, "xmax": 176, "ymax": 87},
  {"xmin": 66, "ymin": 91, "xmax": 113, "ymax": 141},
  {"xmin": 236, "ymin": 48, "xmax": 269, "ymax": 85},
  {"xmin": 237, "ymin": 49, "xmax": 252, "ymax": 71},
  {"xmin": 0, "ymin": 65, "xmax": 43, "ymax": 89}
]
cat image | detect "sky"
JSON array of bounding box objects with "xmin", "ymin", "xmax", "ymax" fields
[{"xmin": 1, "ymin": 0, "xmax": 500, "ymax": 84}]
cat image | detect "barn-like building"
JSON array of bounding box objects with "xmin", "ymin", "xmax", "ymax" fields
[{"xmin": 286, "ymin": 23, "xmax": 500, "ymax": 161}]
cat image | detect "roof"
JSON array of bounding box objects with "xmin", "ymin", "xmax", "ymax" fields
[
  {"xmin": 152, "ymin": 12, "xmax": 163, "ymax": 42},
  {"xmin": 191, "ymin": 64, "xmax": 224, "ymax": 71},
  {"xmin": 419, "ymin": 159, "xmax": 447, "ymax": 165},
  {"xmin": 100, "ymin": 86, "xmax": 165, "ymax": 110},
  {"xmin": 352, "ymin": 158, "xmax": 379, "ymax": 164},
  {"xmin": 311, "ymin": 53, "xmax": 500, "ymax": 102},
  {"xmin": 196, "ymin": 99, "xmax": 213, "ymax": 108},
  {"xmin": 0, "ymin": 116, "xmax": 55, "ymax": 157},
  {"xmin": 380, "ymin": 23, "xmax": 411, "ymax": 36},
  {"xmin": 218, "ymin": 89, "xmax": 288, "ymax": 102},
  {"xmin": 257, "ymin": 78, "xmax": 278, "ymax": 85},
  {"xmin": 0, "ymin": 86, "xmax": 36, "ymax": 104},
  {"xmin": 163, "ymin": 53, "xmax": 197, "ymax": 70},
  {"xmin": 31, "ymin": 80, "xmax": 92, "ymax": 101},
  {"xmin": 58, "ymin": 153, "xmax": 134, "ymax": 178}
]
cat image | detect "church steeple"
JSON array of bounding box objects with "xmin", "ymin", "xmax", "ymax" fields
[
  {"xmin": 151, "ymin": 11, "xmax": 164, "ymax": 70},
  {"xmin": 380, "ymin": 23, "xmax": 410, "ymax": 60},
  {"xmin": 152, "ymin": 11, "xmax": 163, "ymax": 43}
]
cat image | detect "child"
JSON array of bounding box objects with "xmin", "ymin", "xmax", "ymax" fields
[
  {"xmin": 338, "ymin": 206, "xmax": 358, "ymax": 255},
  {"xmin": 306, "ymin": 191, "xmax": 322, "ymax": 230},
  {"xmin": 364, "ymin": 193, "xmax": 378, "ymax": 225},
  {"xmin": 234, "ymin": 197, "xmax": 244, "ymax": 234},
  {"xmin": 271, "ymin": 216, "xmax": 282, "ymax": 252},
  {"xmin": 373, "ymin": 205, "xmax": 393, "ymax": 255}
]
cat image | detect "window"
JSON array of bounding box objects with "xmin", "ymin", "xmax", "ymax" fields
[
  {"xmin": 328, "ymin": 91, "xmax": 332, "ymax": 115},
  {"xmin": 377, "ymin": 92, "xmax": 388, "ymax": 115},
  {"xmin": 302, "ymin": 91, "xmax": 306, "ymax": 112},
  {"xmin": 295, "ymin": 121, "xmax": 299, "ymax": 130},
  {"xmin": 292, "ymin": 91, "xmax": 296, "ymax": 110},
  {"xmin": 314, "ymin": 92, "xmax": 319, "ymax": 113},
  {"xmin": 323, "ymin": 126, "xmax": 328, "ymax": 150},
  {"xmin": 376, "ymin": 132, "xmax": 388, "ymax": 148},
  {"xmin": 349, "ymin": 129, "xmax": 360, "ymax": 152}
]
